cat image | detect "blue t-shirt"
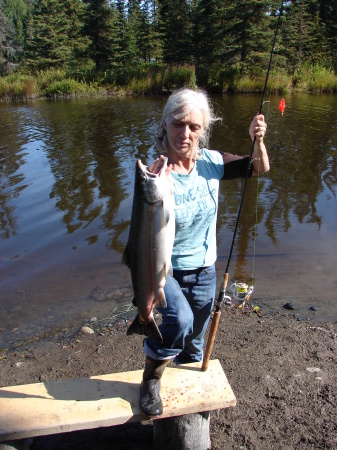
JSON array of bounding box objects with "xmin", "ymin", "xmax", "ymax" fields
[{"xmin": 171, "ymin": 148, "xmax": 224, "ymax": 270}]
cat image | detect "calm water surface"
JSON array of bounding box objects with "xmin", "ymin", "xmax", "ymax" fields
[{"xmin": 1, "ymin": 94, "xmax": 336, "ymax": 348}]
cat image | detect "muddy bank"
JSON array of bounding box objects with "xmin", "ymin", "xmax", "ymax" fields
[{"xmin": 1, "ymin": 309, "xmax": 336, "ymax": 449}]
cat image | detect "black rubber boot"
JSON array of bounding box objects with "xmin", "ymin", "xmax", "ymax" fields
[{"xmin": 139, "ymin": 356, "xmax": 171, "ymax": 417}]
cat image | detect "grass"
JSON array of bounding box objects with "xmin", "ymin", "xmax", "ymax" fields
[
  {"xmin": 293, "ymin": 63, "xmax": 337, "ymax": 93},
  {"xmin": 0, "ymin": 63, "xmax": 336, "ymax": 100},
  {"xmin": 0, "ymin": 73, "xmax": 36, "ymax": 98}
]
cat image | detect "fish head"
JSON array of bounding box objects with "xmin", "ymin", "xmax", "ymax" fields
[{"xmin": 135, "ymin": 157, "xmax": 168, "ymax": 204}]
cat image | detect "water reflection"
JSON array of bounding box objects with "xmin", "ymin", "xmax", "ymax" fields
[{"xmin": 0, "ymin": 94, "xmax": 336, "ymax": 348}]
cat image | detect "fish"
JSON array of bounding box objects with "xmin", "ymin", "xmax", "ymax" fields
[{"xmin": 122, "ymin": 156, "xmax": 175, "ymax": 343}]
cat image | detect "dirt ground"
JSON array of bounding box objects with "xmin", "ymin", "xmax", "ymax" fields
[{"xmin": 1, "ymin": 308, "xmax": 336, "ymax": 450}]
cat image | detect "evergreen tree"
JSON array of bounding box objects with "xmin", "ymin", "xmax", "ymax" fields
[
  {"xmin": 65, "ymin": 0, "xmax": 92, "ymax": 74},
  {"xmin": 25, "ymin": 0, "xmax": 72, "ymax": 70},
  {"xmin": 282, "ymin": 0, "xmax": 326, "ymax": 72},
  {"xmin": 82, "ymin": 0, "xmax": 118, "ymax": 71},
  {"xmin": 222, "ymin": 0, "xmax": 275, "ymax": 75},
  {"xmin": 113, "ymin": 0, "xmax": 130, "ymax": 65},
  {"xmin": 193, "ymin": 0, "xmax": 224, "ymax": 70},
  {"xmin": 2, "ymin": 0, "xmax": 28, "ymax": 45},
  {"xmin": 137, "ymin": 0, "xmax": 152, "ymax": 62},
  {"xmin": 125, "ymin": 0, "xmax": 142, "ymax": 63},
  {"xmin": 147, "ymin": 0, "xmax": 163, "ymax": 62},
  {"xmin": 24, "ymin": 0, "xmax": 89, "ymax": 72},
  {"xmin": 319, "ymin": 0, "xmax": 337, "ymax": 69},
  {"xmin": 158, "ymin": 0, "xmax": 193, "ymax": 64},
  {"xmin": 1, "ymin": 0, "xmax": 20, "ymax": 71}
]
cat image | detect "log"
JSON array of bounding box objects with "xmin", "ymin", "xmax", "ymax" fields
[
  {"xmin": 153, "ymin": 412, "xmax": 211, "ymax": 450},
  {"xmin": 0, "ymin": 440, "xmax": 30, "ymax": 450}
]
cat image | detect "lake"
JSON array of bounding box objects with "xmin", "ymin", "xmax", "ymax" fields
[{"xmin": 1, "ymin": 93, "xmax": 336, "ymax": 349}]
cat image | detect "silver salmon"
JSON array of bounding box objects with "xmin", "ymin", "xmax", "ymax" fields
[{"xmin": 123, "ymin": 157, "xmax": 175, "ymax": 343}]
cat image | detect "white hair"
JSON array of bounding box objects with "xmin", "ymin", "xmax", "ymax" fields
[{"xmin": 155, "ymin": 88, "xmax": 221, "ymax": 158}]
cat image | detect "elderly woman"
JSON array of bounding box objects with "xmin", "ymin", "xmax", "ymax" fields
[{"xmin": 140, "ymin": 88, "xmax": 269, "ymax": 417}]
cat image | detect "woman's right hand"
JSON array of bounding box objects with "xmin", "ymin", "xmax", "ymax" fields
[{"xmin": 149, "ymin": 155, "xmax": 174, "ymax": 195}]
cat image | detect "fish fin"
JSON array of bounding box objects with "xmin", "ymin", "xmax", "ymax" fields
[
  {"xmin": 157, "ymin": 289, "xmax": 167, "ymax": 308},
  {"xmin": 167, "ymin": 262, "xmax": 173, "ymax": 277},
  {"xmin": 122, "ymin": 245, "xmax": 131, "ymax": 268},
  {"xmin": 127, "ymin": 314, "xmax": 163, "ymax": 343},
  {"xmin": 162, "ymin": 202, "xmax": 171, "ymax": 225}
]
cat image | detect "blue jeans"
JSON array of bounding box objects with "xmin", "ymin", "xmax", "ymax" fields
[{"xmin": 143, "ymin": 264, "xmax": 216, "ymax": 364}]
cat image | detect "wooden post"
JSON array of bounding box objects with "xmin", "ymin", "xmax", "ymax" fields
[
  {"xmin": 153, "ymin": 412, "xmax": 211, "ymax": 450},
  {"xmin": 0, "ymin": 440, "xmax": 30, "ymax": 450}
]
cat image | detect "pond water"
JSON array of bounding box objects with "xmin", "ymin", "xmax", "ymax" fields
[{"xmin": 1, "ymin": 93, "xmax": 336, "ymax": 348}]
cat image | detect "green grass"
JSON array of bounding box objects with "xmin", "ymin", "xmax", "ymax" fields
[
  {"xmin": 1, "ymin": 63, "xmax": 336, "ymax": 100},
  {"xmin": 293, "ymin": 63, "xmax": 337, "ymax": 92},
  {"xmin": 0, "ymin": 73, "xmax": 36, "ymax": 98}
]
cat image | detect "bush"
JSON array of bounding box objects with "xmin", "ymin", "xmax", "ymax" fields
[
  {"xmin": 45, "ymin": 78, "xmax": 88, "ymax": 95},
  {"xmin": 36, "ymin": 69, "xmax": 67, "ymax": 91}
]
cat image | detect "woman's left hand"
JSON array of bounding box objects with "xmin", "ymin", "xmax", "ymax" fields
[{"xmin": 249, "ymin": 114, "xmax": 267, "ymax": 142}]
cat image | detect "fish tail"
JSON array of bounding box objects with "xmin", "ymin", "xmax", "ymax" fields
[{"xmin": 127, "ymin": 314, "xmax": 163, "ymax": 343}]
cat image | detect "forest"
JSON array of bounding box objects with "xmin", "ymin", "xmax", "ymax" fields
[{"xmin": 1, "ymin": 0, "xmax": 337, "ymax": 97}]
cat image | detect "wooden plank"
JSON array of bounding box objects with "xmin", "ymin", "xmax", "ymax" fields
[{"xmin": 0, "ymin": 359, "xmax": 236, "ymax": 442}]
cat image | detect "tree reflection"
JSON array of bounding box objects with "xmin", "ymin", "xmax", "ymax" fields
[
  {"xmin": 0, "ymin": 94, "xmax": 336, "ymax": 265},
  {"xmin": 0, "ymin": 107, "xmax": 30, "ymax": 240},
  {"xmin": 213, "ymin": 93, "xmax": 337, "ymax": 283}
]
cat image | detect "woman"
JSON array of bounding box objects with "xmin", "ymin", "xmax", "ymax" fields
[{"xmin": 139, "ymin": 88, "xmax": 269, "ymax": 417}]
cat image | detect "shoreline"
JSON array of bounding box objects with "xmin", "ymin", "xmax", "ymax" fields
[
  {"xmin": 1, "ymin": 84, "xmax": 337, "ymax": 104},
  {"xmin": 1, "ymin": 310, "xmax": 336, "ymax": 449},
  {"xmin": 0, "ymin": 298, "xmax": 330, "ymax": 356}
]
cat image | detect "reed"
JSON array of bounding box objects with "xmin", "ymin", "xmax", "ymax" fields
[
  {"xmin": 44, "ymin": 78, "xmax": 91, "ymax": 96},
  {"xmin": 293, "ymin": 63, "xmax": 337, "ymax": 92},
  {"xmin": 266, "ymin": 73, "xmax": 292, "ymax": 94},
  {"xmin": 1, "ymin": 64, "xmax": 336, "ymax": 100},
  {"xmin": 127, "ymin": 64, "xmax": 196, "ymax": 94},
  {"xmin": 0, "ymin": 73, "xmax": 37, "ymax": 98},
  {"xmin": 222, "ymin": 70, "xmax": 292, "ymax": 94}
]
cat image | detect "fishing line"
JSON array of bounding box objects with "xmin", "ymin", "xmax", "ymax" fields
[
  {"xmin": 202, "ymin": 0, "xmax": 285, "ymax": 372},
  {"xmin": 225, "ymin": 0, "xmax": 285, "ymax": 282},
  {"xmin": 251, "ymin": 8, "xmax": 286, "ymax": 285}
]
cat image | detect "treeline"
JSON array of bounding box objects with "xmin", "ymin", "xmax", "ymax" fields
[{"xmin": 1, "ymin": 0, "xmax": 337, "ymax": 94}]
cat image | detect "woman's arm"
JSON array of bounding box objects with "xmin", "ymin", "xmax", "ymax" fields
[{"xmin": 249, "ymin": 114, "xmax": 270, "ymax": 176}]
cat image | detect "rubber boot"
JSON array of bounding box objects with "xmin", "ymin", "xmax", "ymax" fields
[{"xmin": 139, "ymin": 356, "xmax": 172, "ymax": 417}]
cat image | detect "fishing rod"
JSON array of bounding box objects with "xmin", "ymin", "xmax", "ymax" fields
[{"xmin": 202, "ymin": 0, "xmax": 284, "ymax": 371}]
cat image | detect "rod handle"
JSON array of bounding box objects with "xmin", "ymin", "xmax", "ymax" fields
[
  {"xmin": 221, "ymin": 272, "xmax": 229, "ymax": 292},
  {"xmin": 201, "ymin": 310, "xmax": 221, "ymax": 372}
]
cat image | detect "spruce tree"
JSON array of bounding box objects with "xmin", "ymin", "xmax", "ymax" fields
[
  {"xmin": 222, "ymin": 0, "xmax": 275, "ymax": 75},
  {"xmin": 319, "ymin": 0, "xmax": 337, "ymax": 69},
  {"xmin": 137, "ymin": 0, "xmax": 152, "ymax": 62},
  {"xmin": 282, "ymin": 0, "xmax": 326, "ymax": 72},
  {"xmin": 158, "ymin": 0, "xmax": 193, "ymax": 64},
  {"xmin": 82, "ymin": 0, "xmax": 118, "ymax": 71},
  {"xmin": 25, "ymin": 0, "xmax": 72, "ymax": 70},
  {"xmin": 65, "ymin": 0, "xmax": 92, "ymax": 75},
  {"xmin": 2, "ymin": 0, "xmax": 28, "ymax": 45},
  {"xmin": 1, "ymin": 0, "xmax": 21, "ymax": 71},
  {"xmin": 113, "ymin": 0, "xmax": 130, "ymax": 65},
  {"xmin": 193, "ymin": 0, "xmax": 224, "ymax": 86},
  {"xmin": 24, "ymin": 0, "xmax": 89, "ymax": 72}
]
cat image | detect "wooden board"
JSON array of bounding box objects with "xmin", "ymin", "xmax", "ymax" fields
[{"xmin": 0, "ymin": 359, "xmax": 236, "ymax": 441}]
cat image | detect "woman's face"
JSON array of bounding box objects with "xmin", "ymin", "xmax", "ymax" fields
[{"xmin": 163, "ymin": 107, "xmax": 204, "ymax": 158}]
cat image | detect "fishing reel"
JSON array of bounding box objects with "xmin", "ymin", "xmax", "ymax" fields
[{"xmin": 228, "ymin": 282, "xmax": 254, "ymax": 309}]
